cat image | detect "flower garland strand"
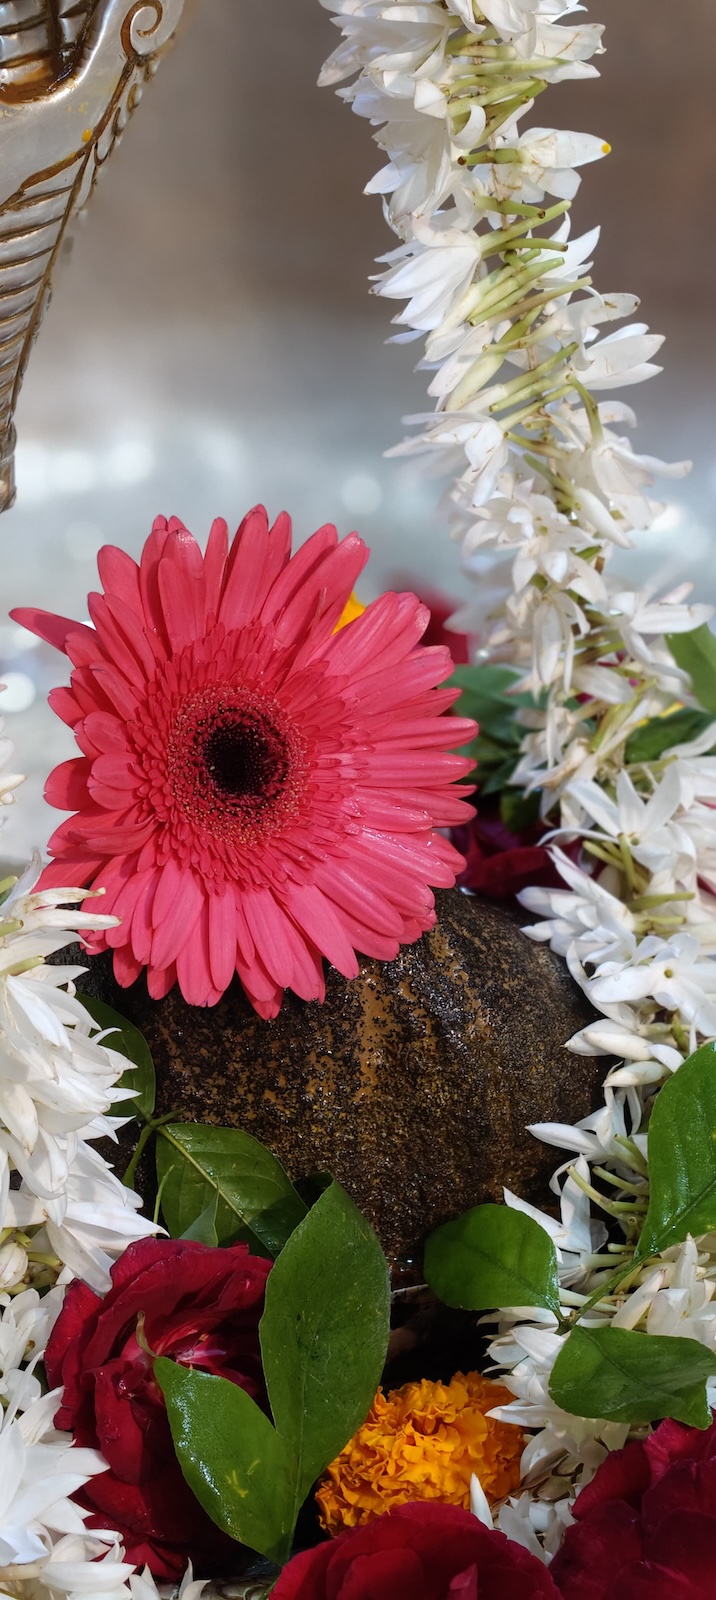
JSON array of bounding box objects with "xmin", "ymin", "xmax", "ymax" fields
[
  {"xmin": 322, "ymin": 0, "xmax": 716, "ymax": 1557},
  {"xmin": 0, "ymin": 727, "xmax": 192, "ymax": 1598}
]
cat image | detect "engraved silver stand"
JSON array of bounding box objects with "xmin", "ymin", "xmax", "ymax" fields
[{"xmin": 0, "ymin": 0, "xmax": 186, "ymax": 510}]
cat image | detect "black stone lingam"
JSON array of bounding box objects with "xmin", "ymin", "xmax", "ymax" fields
[{"xmin": 72, "ymin": 890, "xmax": 604, "ymax": 1261}]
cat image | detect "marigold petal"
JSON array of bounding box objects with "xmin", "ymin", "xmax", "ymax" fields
[{"xmin": 316, "ymin": 1373, "xmax": 523, "ymax": 1537}]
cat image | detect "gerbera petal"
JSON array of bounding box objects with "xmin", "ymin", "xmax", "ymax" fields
[
  {"xmin": 422, "ymin": 788, "xmax": 476, "ymax": 828},
  {"xmin": 259, "ymin": 522, "xmax": 338, "ymax": 626},
  {"xmin": 81, "ymin": 712, "xmax": 132, "ymax": 755},
  {"xmin": 361, "ymin": 829, "xmax": 457, "ymax": 891},
  {"xmin": 234, "ymin": 944, "xmax": 283, "ymax": 1015},
  {"xmin": 359, "ymin": 750, "xmax": 474, "ymax": 786},
  {"xmin": 39, "ymin": 856, "xmax": 104, "ymax": 891},
  {"xmin": 65, "ymin": 814, "xmax": 156, "ymax": 855},
  {"xmin": 87, "ymin": 595, "xmax": 148, "ymax": 689},
  {"xmin": 243, "ymin": 889, "xmax": 301, "ymax": 990},
  {"xmin": 288, "ymin": 533, "xmax": 370, "ymax": 661},
  {"xmin": 218, "ymin": 505, "xmax": 285, "ymax": 630},
  {"xmin": 314, "ymin": 862, "xmax": 405, "ymax": 938},
  {"xmin": 129, "ymin": 871, "xmax": 161, "ymax": 964},
  {"xmin": 96, "ymin": 545, "xmax": 142, "ymax": 614},
  {"xmin": 208, "ymin": 889, "xmax": 239, "ymax": 994},
  {"xmin": 44, "ymin": 758, "xmax": 92, "ymax": 812},
  {"xmin": 35, "ymin": 508, "xmax": 476, "ymax": 1012},
  {"xmin": 350, "ymin": 844, "xmax": 436, "ymax": 915},
  {"xmin": 175, "ymin": 909, "xmax": 214, "ymax": 1007},
  {"xmin": 138, "ymin": 518, "xmax": 177, "ymax": 650},
  {"xmin": 204, "ymin": 516, "xmax": 229, "ymax": 617},
  {"xmin": 283, "ymin": 883, "xmax": 360, "ymax": 979},
  {"xmin": 65, "ymin": 626, "xmax": 109, "ymax": 670},
  {"xmin": 146, "ymin": 961, "xmax": 177, "ymax": 1000},
  {"xmin": 150, "ymin": 863, "xmax": 204, "ymax": 972},
  {"xmin": 329, "ymin": 908, "xmax": 401, "ymax": 962},
  {"xmin": 355, "ymin": 657, "xmax": 458, "ymax": 714},
  {"xmin": 324, "ymin": 592, "xmax": 432, "ymax": 678},
  {"xmin": 47, "ymin": 686, "xmax": 84, "ymax": 728},
  {"xmin": 9, "ymin": 607, "xmax": 92, "ymax": 656},
  {"xmin": 88, "ymin": 754, "xmax": 139, "ymax": 797},
  {"xmin": 112, "ymin": 945, "xmax": 144, "ymax": 988},
  {"xmin": 158, "ymin": 529, "xmax": 207, "ymax": 649},
  {"xmin": 89, "ymin": 665, "xmax": 141, "ymax": 721},
  {"xmin": 378, "ymin": 716, "xmax": 477, "ymax": 748},
  {"xmin": 282, "ymin": 926, "xmax": 326, "ymax": 1004},
  {"xmin": 104, "ymin": 593, "xmax": 163, "ymax": 676}
]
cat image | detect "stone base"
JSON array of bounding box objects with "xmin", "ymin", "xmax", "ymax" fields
[{"xmin": 74, "ymin": 890, "xmax": 605, "ymax": 1260}]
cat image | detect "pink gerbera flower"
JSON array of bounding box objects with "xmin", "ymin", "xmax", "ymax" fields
[{"xmin": 13, "ymin": 508, "xmax": 475, "ymax": 1015}]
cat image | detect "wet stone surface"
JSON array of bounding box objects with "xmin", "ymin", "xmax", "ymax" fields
[{"xmin": 70, "ymin": 890, "xmax": 606, "ymax": 1260}]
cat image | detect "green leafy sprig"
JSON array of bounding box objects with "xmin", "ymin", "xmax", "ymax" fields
[
  {"xmin": 156, "ymin": 1181, "xmax": 390, "ymax": 1566},
  {"xmin": 425, "ymin": 1043, "xmax": 716, "ymax": 1429}
]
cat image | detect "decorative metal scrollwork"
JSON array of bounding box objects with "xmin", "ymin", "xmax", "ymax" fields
[{"xmin": 0, "ymin": 0, "xmax": 185, "ymax": 510}]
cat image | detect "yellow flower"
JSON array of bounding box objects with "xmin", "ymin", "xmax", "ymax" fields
[
  {"xmin": 334, "ymin": 593, "xmax": 366, "ymax": 631},
  {"xmin": 316, "ymin": 1371, "xmax": 523, "ymax": 1535}
]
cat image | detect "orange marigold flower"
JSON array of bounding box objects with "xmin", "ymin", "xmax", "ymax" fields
[{"xmin": 316, "ymin": 1371, "xmax": 524, "ymax": 1536}]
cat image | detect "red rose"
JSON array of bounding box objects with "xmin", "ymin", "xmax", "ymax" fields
[
  {"xmin": 550, "ymin": 1414, "xmax": 716, "ymax": 1598},
  {"xmin": 271, "ymin": 1503, "xmax": 561, "ymax": 1600},
  {"xmin": 45, "ymin": 1236, "xmax": 271, "ymax": 1581},
  {"xmin": 453, "ymin": 812, "xmax": 555, "ymax": 899}
]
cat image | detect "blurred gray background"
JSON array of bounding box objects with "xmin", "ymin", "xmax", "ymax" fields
[{"xmin": 2, "ymin": 0, "xmax": 715, "ymax": 859}]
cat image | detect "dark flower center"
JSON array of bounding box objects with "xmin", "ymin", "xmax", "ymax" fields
[
  {"xmin": 144, "ymin": 680, "xmax": 311, "ymax": 878},
  {"xmin": 203, "ymin": 717, "xmax": 290, "ymax": 803}
]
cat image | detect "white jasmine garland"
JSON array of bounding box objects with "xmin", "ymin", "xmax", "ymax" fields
[
  {"xmin": 0, "ymin": 715, "xmax": 171, "ymax": 1596},
  {"xmin": 324, "ymin": 0, "xmax": 716, "ymax": 1550}
]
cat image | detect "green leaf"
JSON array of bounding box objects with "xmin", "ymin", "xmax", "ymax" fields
[
  {"xmin": 79, "ymin": 995, "xmax": 156, "ymax": 1121},
  {"xmin": 424, "ymin": 1203, "xmax": 560, "ymax": 1315},
  {"xmin": 625, "ymin": 707, "xmax": 716, "ymax": 764},
  {"xmin": 155, "ymin": 1358, "xmax": 296, "ymax": 1564},
  {"xmin": 549, "ymin": 1324, "xmax": 716, "ymax": 1428},
  {"xmin": 637, "ymin": 1042, "xmax": 716, "ymax": 1259},
  {"xmin": 260, "ymin": 1181, "xmax": 390, "ymax": 1506},
  {"xmin": 500, "ymin": 787, "xmax": 543, "ymax": 832},
  {"xmin": 449, "ymin": 664, "xmax": 531, "ymax": 736},
  {"xmin": 667, "ymin": 625, "xmax": 716, "ymax": 714},
  {"xmin": 156, "ymin": 1124, "xmax": 307, "ymax": 1256},
  {"xmin": 180, "ymin": 1195, "xmax": 219, "ymax": 1246}
]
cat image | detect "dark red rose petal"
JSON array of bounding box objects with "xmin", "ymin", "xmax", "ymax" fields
[
  {"xmin": 271, "ymin": 1503, "xmax": 561, "ymax": 1600},
  {"xmin": 572, "ymin": 1439, "xmax": 652, "ymax": 1521},
  {"xmin": 642, "ymin": 1511, "xmax": 716, "ymax": 1596},
  {"xmin": 642, "ymin": 1460, "xmax": 716, "ymax": 1532},
  {"xmin": 550, "ymin": 1502, "xmax": 644, "ymax": 1599},
  {"xmin": 45, "ymin": 1235, "xmax": 271, "ymax": 1578},
  {"xmin": 337, "ymin": 1548, "xmax": 430, "ymax": 1600},
  {"xmin": 644, "ymin": 1416, "xmax": 716, "ymax": 1483}
]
